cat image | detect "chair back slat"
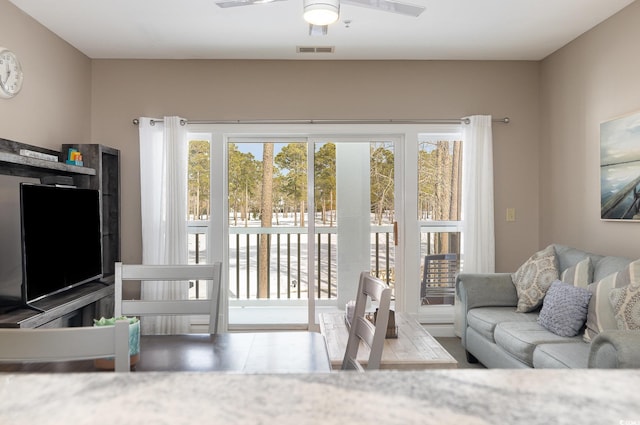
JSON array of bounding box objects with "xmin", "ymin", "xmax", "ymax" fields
[
  {"xmin": 121, "ymin": 299, "xmax": 212, "ymax": 316},
  {"xmin": 114, "ymin": 262, "xmax": 222, "ymax": 334}
]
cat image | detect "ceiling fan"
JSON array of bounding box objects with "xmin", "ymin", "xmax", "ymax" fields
[{"xmin": 215, "ymin": 0, "xmax": 426, "ymax": 26}]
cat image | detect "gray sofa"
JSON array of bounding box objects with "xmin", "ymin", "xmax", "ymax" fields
[{"xmin": 456, "ymin": 244, "xmax": 640, "ymax": 368}]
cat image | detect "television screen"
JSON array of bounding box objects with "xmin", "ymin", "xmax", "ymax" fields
[
  {"xmin": 0, "ymin": 175, "xmax": 40, "ymax": 307},
  {"xmin": 20, "ymin": 183, "xmax": 103, "ymax": 304}
]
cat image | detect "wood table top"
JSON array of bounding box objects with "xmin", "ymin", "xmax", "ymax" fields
[
  {"xmin": 136, "ymin": 332, "xmax": 331, "ymax": 373},
  {"xmin": 0, "ymin": 331, "xmax": 331, "ymax": 373},
  {"xmin": 319, "ymin": 312, "xmax": 457, "ymax": 370}
]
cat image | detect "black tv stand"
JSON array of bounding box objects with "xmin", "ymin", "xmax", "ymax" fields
[
  {"xmin": 95, "ymin": 276, "xmax": 114, "ymax": 286},
  {"xmin": 22, "ymin": 303, "xmax": 45, "ymax": 313},
  {"xmin": 22, "ymin": 303, "xmax": 46, "ymax": 313},
  {"xmin": 0, "ymin": 303, "xmax": 24, "ymax": 316},
  {"xmin": 0, "ymin": 282, "xmax": 114, "ymax": 328}
]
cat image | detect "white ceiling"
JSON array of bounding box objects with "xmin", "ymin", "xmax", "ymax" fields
[{"xmin": 9, "ymin": 0, "xmax": 637, "ymax": 60}]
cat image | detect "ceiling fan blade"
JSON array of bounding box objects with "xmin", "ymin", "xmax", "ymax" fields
[
  {"xmin": 341, "ymin": 0, "xmax": 425, "ymax": 17},
  {"xmin": 215, "ymin": 0, "xmax": 287, "ymax": 8}
]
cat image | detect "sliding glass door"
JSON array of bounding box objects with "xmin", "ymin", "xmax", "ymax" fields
[
  {"xmin": 189, "ymin": 123, "xmax": 465, "ymax": 333},
  {"xmin": 227, "ymin": 138, "xmax": 310, "ymax": 327},
  {"xmin": 224, "ymin": 135, "xmax": 399, "ymax": 329}
]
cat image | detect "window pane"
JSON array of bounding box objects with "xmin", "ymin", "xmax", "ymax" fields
[
  {"xmin": 418, "ymin": 135, "xmax": 462, "ymax": 306},
  {"xmin": 228, "ymin": 140, "xmax": 309, "ymax": 300},
  {"xmin": 187, "ymin": 138, "xmax": 211, "ymax": 299},
  {"xmin": 313, "ymin": 141, "xmax": 396, "ymax": 301},
  {"xmin": 314, "ymin": 142, "xmax": 337, "ymax": 299},
  {"xmin": 369, "ymin": 142, "xmax": 396, "ymax": 294},
  {"xmin": 418, "ymin": 137, "xmax": 462, "ymax": 222}
]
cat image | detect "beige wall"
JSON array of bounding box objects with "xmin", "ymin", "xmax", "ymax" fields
[
  {"xmin": 0, "ymin": 1, "xmax": 91, "ymax": 149},
  {"xmin": 540, "ymin": 1, "xmax": 640, "ymax": 259},
  {"xmin": 90, "ymin": 59, "xmax": 541, "ymax": 271}
]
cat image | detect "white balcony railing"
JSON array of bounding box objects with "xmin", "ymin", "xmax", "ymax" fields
[
  {"xmin": 188, "ymin": 220, "xmax": 461, "ymax": 306},
  {"xmin": 188, "ymin": 220, "xmax": 395, "ymax": 303}
]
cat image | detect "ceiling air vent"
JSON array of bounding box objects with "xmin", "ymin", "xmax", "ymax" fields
[{"xmin": 297, "ymin": 46, "xmax": 335, "ymax": 54}]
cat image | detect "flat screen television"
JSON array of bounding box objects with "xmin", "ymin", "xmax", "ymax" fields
[{"xmin": 20, "ymin": 183, "xmax": 103, "ymax": 305}]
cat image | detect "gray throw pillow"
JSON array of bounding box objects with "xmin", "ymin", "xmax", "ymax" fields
[{"xmin": 538, "ymin": 280, "xmax": 592, "ymax": 337}]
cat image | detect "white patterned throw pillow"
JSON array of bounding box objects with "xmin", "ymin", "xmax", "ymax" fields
[
  {"xmin": 584, "ymin": 258, "xmax": 640, "ymax": 342},
  {"xmin": 609, "ymin": 283, "xmax": 640, "ymax": 331},
  {"xmin": 512, "ymin": 245, "xmax": 559, "ymax": 313}
]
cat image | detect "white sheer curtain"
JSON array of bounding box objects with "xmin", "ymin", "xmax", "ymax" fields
[
  {"xmin": 461, "ymin": 115, "xmax": 495, "ymax": 274},
  {"xmin": 138, "ymin": 116, "xmax": 189, "ymax": 335}
]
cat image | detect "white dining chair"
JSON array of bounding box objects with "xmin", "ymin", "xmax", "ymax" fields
[
  {"xmin": 0, "ymin": 320, "xmax": 131, "ymax": 372},
  {"xmin": 341, "ymin": 271, "xmax": 392, "ymax": 371},
  {"xmin": 114, "ymin": 262, "xmax": 223, "ymax": 334}
]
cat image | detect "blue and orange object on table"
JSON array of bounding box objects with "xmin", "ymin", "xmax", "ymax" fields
[{"xmin": 65, "ymin": 148, "xmax": 83, "ymax": 166}]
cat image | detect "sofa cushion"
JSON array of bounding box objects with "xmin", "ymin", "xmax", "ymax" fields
[
  {"xmin": 584, "ymin": 259, "xmax": 640, "ymax": 342},
  {"xmin": 532, "ymin": 342, "xmax": 590, "ymax": 368},
  {"xmin": 494, "ymin": 321, "xmax": 582, "ymax": 367},
  {"xmin": 512, "ymin": 245, "xmax": 560, "ymax": 313},
  {"xmin": 467, "ymin": 307, "xmax": 538, "ymax": 342},
  {"xmin": 537, "ymin": 280, "xmax": 591, "ymax": 337},
  {"xmin": 560, "ymin": 257, "xmax": 593, "ymax": 288},
  {"xmin": 553, "ymin": 245, "xmax": 599, "ymax": 275},
  {"xmin": 593, "ymin": 256, "xmax": 634, "ymax": 282},
  {"xmin": 609, "ymin": 282, "xmax": 640, "ymax": 331}
]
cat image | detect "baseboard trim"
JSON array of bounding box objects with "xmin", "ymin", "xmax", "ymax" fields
[{"xmin": 421, "ymin": 323, "xmax": 456, "ymax": 337}]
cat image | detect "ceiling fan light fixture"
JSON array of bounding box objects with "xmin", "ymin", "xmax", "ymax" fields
[{"xmin": 303, "ymin": 0, "xmax": 340, "ymax": 26}]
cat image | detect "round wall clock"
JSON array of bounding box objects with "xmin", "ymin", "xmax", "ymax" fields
[{"xmin": 0, "ymin": 47, "xmax": 24, "ymax": 98}]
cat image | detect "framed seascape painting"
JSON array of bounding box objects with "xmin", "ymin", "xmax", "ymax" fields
[{"xmin": 600, "ymin": 110, "xmax": 640, "ymax": 221}]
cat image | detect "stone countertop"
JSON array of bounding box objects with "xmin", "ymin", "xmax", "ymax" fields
[{"xmin": 1, "ymin": 369, "xmax": 638, "ymax": 424}]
